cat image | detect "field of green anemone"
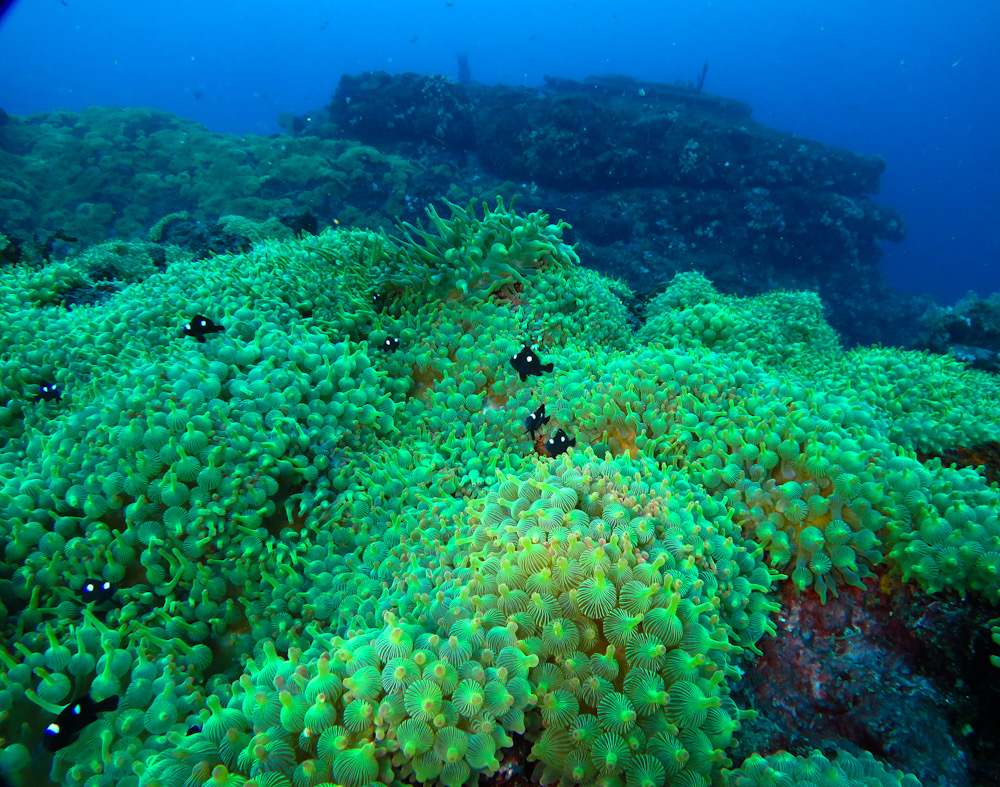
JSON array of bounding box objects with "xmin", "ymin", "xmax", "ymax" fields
[{"xmin": 1, "ymin": 200, "xmax": 998, "ymax": 787}]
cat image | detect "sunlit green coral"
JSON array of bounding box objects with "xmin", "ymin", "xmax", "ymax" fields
[
  {"xmin": 638, "ymin": 271, "xmax": 841, "ymax": 369},
  {"xmin": 725, "ymin": 748, "xmax": 922, "ymax": 787},
  {"xmin": 0, "ymin": 197, "xmax": 985, "ymax": 787},
  {"xmin": 394, "ymin": 197, "xmax": 579, "ymax": 303}
]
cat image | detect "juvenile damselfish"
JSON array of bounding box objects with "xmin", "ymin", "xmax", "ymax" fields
[
  {"xmin": 544, "ymin": 428, "xmax": 576, "ymax": 457},
  {"xmin": 183, "ymin": 314, "xmax": 224, "ymax": 343},
  {"xmin": 510, "ymin": 344, "xmax": 554, "ymax": 382},
  {"xmin": 37, "ymin": 381, "xmax": 61, "ymax": 402},
  {"xmin": 525, "ymin": 403, "xmax": 550, "ymax": 439},
  {"xmin": 43, "ymin": 694, "xmax": 119, "ymax": 751},
  {"xmin": 78, "ymin": 579, "xmax": 116, "ymax": 605}
]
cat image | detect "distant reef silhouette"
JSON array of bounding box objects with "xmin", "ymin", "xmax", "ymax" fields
[{"xmin": 2, "ymin": 71, "xmax": 994, "ymax": 361}]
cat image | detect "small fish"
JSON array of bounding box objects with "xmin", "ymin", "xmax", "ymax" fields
[
  {"xmin": 43, "ymin": 694, "xmax": 119, "ymax": 751},
  {"xmin": 78, "ymin": 579, "xmax": 116, "ymax": 605},
  {"xmin": 544, "ymin": 429, "xmax": 576, "ymax": 457},
  {"xmin": 525, "ymin": 404, "xmax": 550, "ymax": 439},
  {"xmin": 510, "ymin": 344, "xmax": 553, "ymax": 382},
  {"xmin": 183, "ymin": 315, "xmax": 223, "ymax": 343},
  {"xmin": 381, "ymin": 336, "xmax": 400, "ymax": 353},
  {"xmin": 38, "ymin": 381, "xmax": 61, "ymax": 402},
  {"xmin": 187, "ymin": 723, "xmax": 202, "ymax": 735},
  {"xmin": 372, "ymin": 291, "xmax": 386, "ymax": 311}
]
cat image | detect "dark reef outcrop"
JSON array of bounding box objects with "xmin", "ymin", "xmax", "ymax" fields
[
  {"xmin": 729, "ymin": 577, "xmax": 1000, "ymax": 787},
  {"xmin": 330, "ymin": 71, "xmax": 476, "ymax": 156},
  {"xmin": 0, "ymin": 71, "xmax": 967, "ymax": 351},
  {"xmin": 917, "ymin": 291, "xmax": 1000, "ymax": 373},
  {"xmin": 291, "ymin": 72, "xmax": 911, "ymax": 347}
]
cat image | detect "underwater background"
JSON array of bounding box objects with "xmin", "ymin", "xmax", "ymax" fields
[{"xmin": 0, "ymin": 2, "xmax": 999, "ymax": 787}]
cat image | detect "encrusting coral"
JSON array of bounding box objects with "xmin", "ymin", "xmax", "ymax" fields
[
  {"xmin": 726, "ymin": 748, "xmax": 922, "ymax": 787},
  {"xmin": 1, "ymin": 199, "xmax": 998, "ymax": 786}
]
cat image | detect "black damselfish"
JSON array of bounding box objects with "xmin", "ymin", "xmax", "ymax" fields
[
  {"xmin": 381, "ymin": 336, "xmax": 400, "ymax": 353},
  {"xmin": 544, "ymin": 428, "xmax": 576, "ymax": 457},
  {"xmin": 78, "ymin": 579, "xmax": 116, "ymax": 605},
  {"xmin": 183, "ymin": 315, "xmax": 223, "ymax": 343},
  {"xmin": 43, "ymin": 694, "xmax": 119, "ymax": 751},
  {"xmin": 510, "ymin": 344, "xmax": 554, "ymax": 382},
  {"xmin": 525, "ymin": 404, "xmax": 550, "ymax": 439},
  {"xmin": 38, "ymin": 382, "xmax": 61, "ymax": 402}
]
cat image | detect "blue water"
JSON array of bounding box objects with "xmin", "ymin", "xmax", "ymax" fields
[{"xmin": 1, "ymin": 0, "xmax": 996, "ymax": 304}]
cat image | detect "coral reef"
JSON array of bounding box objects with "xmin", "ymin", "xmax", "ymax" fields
[
  {"xmin": 294, "ymin": 72, "xmax": 912, "ymax": 347},
  {"xmin": 330, "ymin": 71, "xmax": 475, "ymax": 156},
  {"xmin": 726, "ymin": 749, "xmax": 921, "ymax": 787},
  {"xmin": 917, "ymin": 291, "xmax": 1000, "ymax": 374},
  {"xmin": 742, "ymin": 578, "xmax": 1000, "ymax": 785},
  {"xmin": 0, "ymin": 71, "xmax": 924, "ymax": 351},
  {"xmin": 0, "ymin": 106, "xmax": 445, "ymax": 247},
  {"xmin": 1, "ymin": 200, "xmax": 998, "ymax": 786}
]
